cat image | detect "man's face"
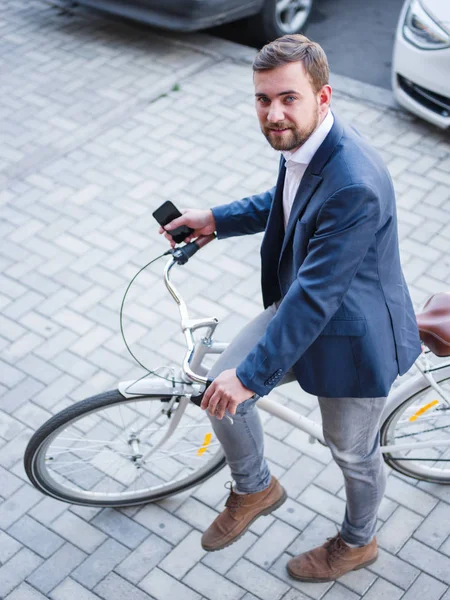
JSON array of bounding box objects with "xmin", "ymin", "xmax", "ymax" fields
[{"xmin": 254, "ymin": 62, "xmax": 329, "ymax": 152}]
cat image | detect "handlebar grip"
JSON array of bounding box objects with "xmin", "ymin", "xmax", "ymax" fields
[
  {"xmin": 171, "ymin": 233, "xmax": 216, "ymax": 265},
  {"xmin": 190, "ymin": 379, "xmax": 212, "ymax": 407}
]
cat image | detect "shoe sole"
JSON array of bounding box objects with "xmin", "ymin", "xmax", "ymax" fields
[
  {"xmin": 286, "ymin": 553, "xmax": 379, "ymax": 582},
  {"xmin": 202, "ymin": 487, "xmax": 288, "ymax": 552}
]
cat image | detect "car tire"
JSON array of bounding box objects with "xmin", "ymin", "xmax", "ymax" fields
[{"xmin": 250, "ymin": 0, "xmax": 314, "ymax": 45}]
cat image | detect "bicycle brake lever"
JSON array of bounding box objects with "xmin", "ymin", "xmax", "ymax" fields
[{"xmin": 190, "ymin": 381, "xmax": 234, "ymax": 425}]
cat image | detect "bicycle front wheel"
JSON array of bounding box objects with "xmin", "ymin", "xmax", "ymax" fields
[
  {"xmin": 24, "ymin": 390, "xmax": 226, "ymax": 506},
  {"xmin": 381, "ymin": 371, "xmax": 450, "ymax": 484}
]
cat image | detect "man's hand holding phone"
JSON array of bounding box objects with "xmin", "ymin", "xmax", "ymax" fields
[{"xmin": 153, "ymin": 201, "xmax": 216, "ymax": 248}]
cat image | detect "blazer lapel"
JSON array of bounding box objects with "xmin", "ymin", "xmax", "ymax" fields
[
  {"xmin": 281, "ymin": 172, "xmax": 322, "ymax": 256},
  {"xmin": 261, "ymin": 157, "xmax": 286, "ymax": 261},
  {"xmin": 279, "ymin": 115, "xmax": 344, "ymax": 258}
]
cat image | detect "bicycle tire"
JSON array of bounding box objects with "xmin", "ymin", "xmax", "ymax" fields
[
  {"xmin": 24, "ymin": 390, "xmax": 226, "ymax": 507},
  {"xmin": 381, "ymin": 371, "xmax": 450, "ymax": 484}
]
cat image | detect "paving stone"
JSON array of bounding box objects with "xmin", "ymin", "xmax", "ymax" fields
[
  {"xmin": 13, "ymin": 402, "xmax": 52, "ymax": 432},
  {"xmin": 312, "ymin": 461, "xmax": 344, "ymax": 495},
  {"xmin": 159, "ymin": 529, "xmax": 206, "ymax": 578},
  {"xmin": 281, "ymin": 591, "xmax": 314, "ymax": 600},
  {"xmin": 139, "ymin": 568, "xmax": 201, "ymax": 600},
  {"xmin": 0, "ymin": 465, "xmax": 24, "ymax": 497},
  {"xmin": 94, "ymin": 572, "xmax": 154, "ymax": 600},
  {"xmin": 4, "ymin": 582, "xmax": 48, "ymax": 600},
  {"xmin": 338, "ymin": 565, "xmax": 377, "ymax": 596},
  {"xmin": 0, "ymin": 548, "xmax": 42, "ymax": 598},
  {"xmin": 192, "ymin": 468, "xmax": 233, "ymax": 508},
  {"xmin": 376, "ymin": 506, "xmax": 423, "ymax": 554},
  {"xmin": 400, "ymin": 572, "xmax": 448, "ymax": 600},
  {"xmin": 183, "ymin": 563, "xmax": 245, "ymax": 600},
  {"xmin": 0, "ymin": 484, "xmax": 42, "ymax": 529},
  {"xmin": 368, "ymin": 547, "xmax": 419, "ymax": 589},
  {"xmin": 175, "ymin": 497, "xmax": 219, "ymax": 531},
  {"xmin": 28, "ymin": 496, "xmax": 69, "ymax": 527},
  {"xmin": 49, "ymin": 577, "xmax": 101, "ymax": 600},
  {"xmin": 287, "ymin": 515, "xmax": 337, "ymax": 557},
  {"xmin": 245, "ymin": 519, "xmax": 299, "ymax": 568},
  {"xmin": 321, "ymin": 582, "xmax": 360, "ymax": 600},
  {"xmin": 275, "ymin": 497, "xmax": 316, "ymax": 532},
  {"xmin": 284, "ymin": 429, "xmax": 332, "ymax": 465},
  {"xmin": 413, "ymin": 502, "xmax": 450, "ymax": 550},
  {"xmin": 26, "ymin": 542, "xmax": 87, "ymax": 595},
  {"xmin": 385, "ymin": 476, "xmax": 438, "ymax": 517},
  {"xmin": 8, "ymin": 514, "xmax": 65, "ymax": 558},
  {"xmin": 263, "ymin": 434, "xmax": 301, "ymax": 470},
  {"xmin": 91, "ymin": 508, "xmax": 149, "ymax": 549},
  {"xmin": 0, "ymin": 376, "xmax": 45, "ymax": 415},
  {"xmin": 0, "ymin": 530, "xmax": 22, "ymax": 565},
  {"xmin": 0, "ymin": 358, "xmax": 26, "ymax": 389},
  {"xmin": 71, "ymin": 538, "xmax": 130, "ymax": 589},
  {"xmin": 50, "ymin": 511, "xmax": 108, "ymax": 554},
  {"xmin": 0, "ymin": 429, "xmax": 33, "ymax": 470},
  {"xmin": 297, "ymin": 485, "xmax": 345, "ymax": 526},
  {"xmin": 277, "ymin": 458, "xmax": 324, "ymax": 504},
  {"xmin": 360, "ymin": 578, "xmax": 403, "ymax": 600},
  {"xmin": 115, "ymin": 533, "xmax": 172, "ymax": 584},
  {"xmin": 133, "ymin": 504, "xmax": 191, "ymax": 546},
  {"xmin": 16, "ymin": 354, "xmax": 62, "ymax": 386},
  {"xmin": 399, "ymin": 538, "xmax": 450, "ymax": 585},
  {"xmin": 227, "ymin": 559, "xmax": 290, "ymax": 600}
]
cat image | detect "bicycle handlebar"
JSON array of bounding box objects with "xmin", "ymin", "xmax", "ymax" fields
[{"xmin": 170, "ymin": 233, "xmax": 216, "ymax": 265}]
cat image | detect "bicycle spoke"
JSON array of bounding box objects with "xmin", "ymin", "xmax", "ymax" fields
[{"xmin": 28, "ymin": 392, "xmax": 226, "ymax": 505}]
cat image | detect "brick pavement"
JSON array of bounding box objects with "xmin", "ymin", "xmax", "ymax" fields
[{"xmin": 1, "ymin": 1, "xmax": 450, "ymax": 599}]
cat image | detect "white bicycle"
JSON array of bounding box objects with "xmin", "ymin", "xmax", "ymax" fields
[{"xmin": 24, "ymin": 235, "xmax": 450, "ymax": 506}]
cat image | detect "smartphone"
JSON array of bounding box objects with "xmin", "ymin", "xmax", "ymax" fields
[{"xmin": 152, "ymin": 201, "xmax": 194, "ymax": 244}]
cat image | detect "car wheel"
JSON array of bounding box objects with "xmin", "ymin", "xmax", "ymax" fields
[{"xmin": 252, "ymin": 0, "xmax": 314, "ymax": 45}]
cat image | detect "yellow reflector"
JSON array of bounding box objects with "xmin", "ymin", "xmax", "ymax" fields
[
  {"xmin": 409, "ymin": 400, "xmax": 439, "ymax": 422},
  {"xmin": 197, "ymin": 432, "xmax": 213, "ymax": 456}
]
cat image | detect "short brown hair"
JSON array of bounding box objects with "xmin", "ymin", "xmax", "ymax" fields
[{"xmin": 253, "ymin": 34, "xmax": 329, "ymax": 94}]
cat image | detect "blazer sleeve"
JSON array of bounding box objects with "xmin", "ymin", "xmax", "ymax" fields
[
  {"xmin": 236, "ymin": 183, "xmax": 381, "ymax": 396},
  {"xmin": 211, "ymin": 187, "xmax": 275, "ymax": 239}
]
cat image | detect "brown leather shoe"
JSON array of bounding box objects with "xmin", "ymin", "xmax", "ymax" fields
[
  {"xmin": 201, "ymin": 476, "xmax": 287, "ymax": 551},
  {"xmin": 287, "ymin": 533, "xmax": 378, "ymax": 582}
]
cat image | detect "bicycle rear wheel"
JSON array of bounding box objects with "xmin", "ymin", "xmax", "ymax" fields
[
  {"xmin": 24, "ymin": 390, "xmax": 226, "ymax": 506},
  {"xmin": 381, "ymin": 371, "xmax": 450, "ymax": 483}
]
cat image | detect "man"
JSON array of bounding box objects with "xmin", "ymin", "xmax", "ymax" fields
[{"xmin": 160, "ymin": 35, "xmax": 421, "ymax": 582}]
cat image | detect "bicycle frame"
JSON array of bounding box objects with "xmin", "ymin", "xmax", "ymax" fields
[{"xmin": 118, "ymin": 255, "xmax": 450, "ymax": 456}]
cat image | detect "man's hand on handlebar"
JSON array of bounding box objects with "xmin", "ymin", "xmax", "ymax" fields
[
  {"xmin": 159, "ymin": 208, "xmax": 216, "ymax": 247},
  {"xmin": 201, "ymin": 369, "xmax": 255, "ymax": 420}
]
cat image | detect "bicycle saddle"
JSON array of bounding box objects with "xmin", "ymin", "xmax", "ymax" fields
[{"xmin": 416, "ymin": 292, "xmax": 450, "ymax": 357}]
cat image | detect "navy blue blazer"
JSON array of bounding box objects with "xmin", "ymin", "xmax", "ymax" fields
[{"xmin": 211, "ymin": 114, "xmax": 421, "ymax": 398}]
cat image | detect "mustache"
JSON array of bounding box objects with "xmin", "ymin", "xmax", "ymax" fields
[{"xmin": 265, "ymin": 124, "xmax": 294, "ymax": 131}]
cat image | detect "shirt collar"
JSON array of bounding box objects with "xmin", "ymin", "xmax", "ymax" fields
[{"xmin": 282, "ymin": 110, "xmax": 334, "ymax": 167}]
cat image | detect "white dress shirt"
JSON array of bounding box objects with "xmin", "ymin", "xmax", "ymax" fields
[{"xmin": 282, "ymin": 110, "xmax": 334, "ymax": 229}]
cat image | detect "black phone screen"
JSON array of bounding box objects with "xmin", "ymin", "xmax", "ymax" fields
[{"xmin": 152, "ymin": 201, "xmax": 194, "ymax": 244}]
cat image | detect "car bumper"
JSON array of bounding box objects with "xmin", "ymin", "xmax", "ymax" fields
[
  {"xmin": 71, "ymin": 0, "xmax": 262, "ymax": 31},
  {"xmin": 392, "ymin": 31, "xmax": 450, "ymax": 129}
]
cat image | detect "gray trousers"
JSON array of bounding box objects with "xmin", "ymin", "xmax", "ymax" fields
[{"xmin": 208, "ymin": 304, "xmax": 387, "ymax": 546}]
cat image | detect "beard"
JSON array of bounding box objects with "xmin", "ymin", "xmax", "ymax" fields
[{"xmin": 262, "ymin": 107, "xmax": 320, "ymax": 152}]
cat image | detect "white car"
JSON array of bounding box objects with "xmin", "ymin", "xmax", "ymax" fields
[{"xmin": 392, "ymin": 0, "xmax": 450, "ymax": 129}]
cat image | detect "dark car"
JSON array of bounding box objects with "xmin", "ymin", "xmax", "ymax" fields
[{"xmin": 65, "ymin": 0, "xmax": 314, "ymax": 44}]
